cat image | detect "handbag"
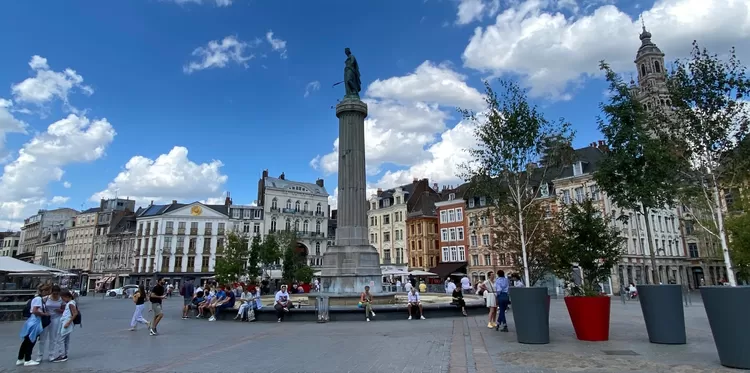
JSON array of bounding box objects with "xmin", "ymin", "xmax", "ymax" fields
[{"xmin": 40, "ymin": 299, "xmax": 51, "ymax": 329}]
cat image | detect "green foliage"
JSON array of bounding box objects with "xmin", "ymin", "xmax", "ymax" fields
[
  {"xmin": 213, "ymin": 233, "xmax": 249, "ymax": 285},
  {"xmin": 549, "ymin": 199, "xmax": 625, "ymax": 297},
  {"xmin": 460, "ymin": 80, "xmax": 574, "ymax": 285},
  {"xmin": 258, "ymin": 233, "xmax": 282, "ymax": 278},
  {"xmin": 275, "ymin": 230, "xmax": 314, "ymax": 284},
  {"xmin": 246, "ymin": 234, "xmax": 262, "ymax": 280},
  {"xmin": 295, "ymin": 265, "xmax": 315, "ymax": 284},
  {"xmin": 726, "ymin": 195, "xmax": 750, "ymax": 283}
]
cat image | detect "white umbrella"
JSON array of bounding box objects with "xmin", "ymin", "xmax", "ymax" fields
[
  {"xmin": 409, "ymin": 270, "xmax": 437, "ymax": 276},
  {"xmin": 382, "ymin": 269, "xmax": 409, "ymax": 275},
  {"xmin": 0, "ymin": 257, "xmax": 66, "ymax": 274}
]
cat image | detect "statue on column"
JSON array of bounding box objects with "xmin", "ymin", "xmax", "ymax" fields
[{"xmin": 343, "ymin": 48, "xmax": 361, "ymax": 100}]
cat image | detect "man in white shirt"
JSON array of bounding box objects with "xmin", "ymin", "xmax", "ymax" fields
[
  {"xmin": 274, "ymin": 285, "xmax": 290, "ymax": 322},
  {"xmin": 446, "ymin": 280, "xmax": 456, "ymax": 294},
  {"xmin": 407, "ymin": 288, "xmax": 426, "ymax": 320},
  {"xmin": 404, "ymin": 281, "xmax": 413, "ymax": 293},
  {"xmin": 461, "ymin": 276, "xmax": 472, "ymax": 293}
]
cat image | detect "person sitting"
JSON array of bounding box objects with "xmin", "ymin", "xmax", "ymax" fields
[
  {"xmin": 359, "ymin": 285, "xmax": 376, "ymax": 322},
  {"xmin": 196, "ymin": 287, "xmax": 215, "ymax": 318},
  {"xmin": 274, "ymin": 285, "xmax": 291, "ymax": 322},
  {"xmin": 407, "ymin": 288, "xmax": 426, "ymax": 320},
  {"xmin": 191, "ymin": 291, "xmax": 205, "ymax": 316},
  {"xmin": 235, "ymin": 289, "xmax": 254, "ymax": 320},
  {"xmin": 418, "ymin": 281, "xmax": 427, "ymax": 293},
  {"xmin": 208, "ymin": 286, "xmax": 231, "ymax": 321},
  {"xmin": 452, "ymin": 287, "xmax": 468, "ymax": 316}
]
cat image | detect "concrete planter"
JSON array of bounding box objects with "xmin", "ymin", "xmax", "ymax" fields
[
  {"xmin": 636, "ymin": 284, "xmax": 686, "ymax": 344},
  {"xmin": 509, "ymin": 287, "xmax": 549, "ymax": 344},
  {"xmin": 701, "ymin": 286, "xmax": 750, "ymax": 369}
]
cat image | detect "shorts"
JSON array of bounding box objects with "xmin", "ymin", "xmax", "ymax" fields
[
  {"xmin": 183, "ymin": 298, "xmax": 192, "ymax": 306},
  {"xmin": 152, "ymin": 303, "xmax": 163, "ymax": 315}
]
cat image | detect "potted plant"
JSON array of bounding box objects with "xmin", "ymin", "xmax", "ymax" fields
[{"xmin": 550, "ymin": 198, "xmax": 624, "ymax": 342}]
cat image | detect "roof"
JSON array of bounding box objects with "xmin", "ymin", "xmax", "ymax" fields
[
  {"xmin": 407, "ymin": 190, "xmax": 441, "ymax": 218},
  {"xmin": 264, "ymin": 176, "xmax": 328, "ymax": 196},
  {"xmin": 81, "ymin": 207, "xmax": 101, "ymax": 214},
  {"xmin": 109, "ymin": 214, "xmax": 136, "ymax": 235},
  {"xmin": 556, "ymin": 146, "xmax": 606, "ymax": 179},
  {"xmin": 439, "ymin": 183, "xmax": 471, "ymax": 202},
  {"xmin": 136, "ymin": 202, "xmax": 228, "ymax": 218}
]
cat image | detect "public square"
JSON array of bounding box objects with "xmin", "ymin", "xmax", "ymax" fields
[{"xmin": 0, "ymin": 294, "xmax": 738, "ymax": 373}]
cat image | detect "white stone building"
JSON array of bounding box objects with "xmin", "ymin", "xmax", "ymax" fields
[
  {"xmin": 132, "ymin": 200, "xmax": 231, "ymax": 288},
  {"xmin": 1, "ymin": 232, "xmax": 20, "ymax": 257},
  {"xmin": 35, "ymin": 228, "xmax": 67, "ymax": 269},
  {"xmin": 61, "ymin": 208, "xmax": 100, "ymax": 271},
  {"xmin": 20, "ymin": 208, "xmax": 78, "ymax": 256},
  {"xmin": 367, "ymin": 182, "xmax": 414, "ymax": 274},
  {"xmin": 257, "ymin": 170, "xmax": 329, "ymax": 269}
]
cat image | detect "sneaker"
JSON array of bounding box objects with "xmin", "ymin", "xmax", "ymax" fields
[
  {"xmin": 24, "ymin": 360, "xmax": 40, "ymax": 366},
  {"xmin": 371, "ymin": 311, "xmax": 376, "ymax": 317},
  {"xmin": 182, "ymin": 316, "xmax": 188, "ymax": 320},
  {"xmin": 149, "ymin": 328, "xmax": 155, "ymax": 336},
  {"xmin": 366, "ymin": 318, "xmax": 370, "ymax": 322},
  {"xmin": 420, "ymin": 315, "xmax": 426, "ymax": 320},
  {"xmin": 277, "ymin": 319, "xmax": 281, "ymax": 322},
  {"xmin": 233, "ymin": 314, "xmax": 240, "ymax": 320},
  {"xmin": 208, "ymin": 316, "xmax": 216, "ymax": 321},
  {"xmin": 34, "ymin": 358, "xmax": 41, "ymax": 362},
  {"xmin": 129, "ymin": 328, "xmax": 136, "ymax": 331},
  {"xmin": 16, "ymin": 360, "xmax": 23, "ymax": 366},
  {"xmin": 501, "ymin": 326, "xmax": 509, "ymax": 332},
  {"xmin": 53, "ymin": 356, "xmax": 67, "ymax": 363},
  {"xmin": 408, "ymin": 316, "xmax": 412, "ymax": 320}
]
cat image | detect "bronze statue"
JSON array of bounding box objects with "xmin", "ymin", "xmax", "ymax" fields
[{"xmin": 344, "ymin": 48, "xmax": 361, "ymax": 99}]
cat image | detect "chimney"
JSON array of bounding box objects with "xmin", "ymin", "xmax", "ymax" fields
[
  {"xmin": 171, "ymin": 200, "xmax": 177, "ymax": 204},
  {"xmin": 413, "ymin": 177, "xmax": 418, "ymax": 183},
  {"xmin": 150, "ymin": 200, "xmax": 154, "ymax": 206},
  {"xmin": 377, "ymin": 188, "xmax": 382, "ymax": 193},
  {"xmin": 262, "ymin": 169, "xmax": 268, "ymax": 178},
  {"xmin": 316, "ymin": 179, "xmax": 324, "ymax": 187},
  {"xmin": 279, "ymin": 172, "xmax": 285, "ymax": 180},
  {"xmin": 225, "ymin": 192, "xmax": 232, "ymax": 207},
  {"xmin": 598, "ymin": 140, "xmax": 605, "ymax": 147},
  {"xmin": 590, "ymin": 142, "xmax": 596, "ymax": 148},
  {"xmin": 433, "ymin": 183, "xmax": 438, "ymax": 191}
]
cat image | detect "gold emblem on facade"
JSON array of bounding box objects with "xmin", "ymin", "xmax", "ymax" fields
[{"xmin": 190, "ymin": 205, "xmax": 202, "ymax": 216}]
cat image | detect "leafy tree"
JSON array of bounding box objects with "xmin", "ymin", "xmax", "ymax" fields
[
  {"xmin": 460, "ymin": 80, "xmax": 573, "ymax": 285},
  {"xmin": 258, "ymin": 233, "xmax": 282, "ymax": 279},
  {"xmin": 213, "ymin": 233, "xmax": 249, "ymax": 285},
  {"xmin": 663, "ymin": 42, "xmax": 750, "ymax": 286},
  {"xmin": 276, "ymin": 230, "xmax": 302, "ymax": 283},
  {"xmin": 549, "ymin": 198, "xmax": 625, "ymax": 296},
  {"xmin": 493, "ymin": 201, "xmax": 559, "ymax": 286},
  {"xmin": 295, "ymin": 265, "xmax": 315, "ymax": 284},
  {"xmin": 246, "ymin": 234, "xmax": 262, "ymax": 280},
  {"xmin": 593, "ymin": 62, "xmax": 685, "ymax": 284},
  {"xmin": 726, "ymin": 208, "xmax": 750, "ymax": 283}
]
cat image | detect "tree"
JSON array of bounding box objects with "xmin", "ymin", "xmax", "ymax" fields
[
  {"xmin": 460, "ymin": 80, "xmax": 573, "ymax": 286},
  {"xmin": 549, "ymin": 198, "xmax": 625, "ymax": 296},
  {"xmin": 246, "ymin": 234, "xmax": 262, "ymax": 280},
  {"xmin": 593, "ymin": 62, "xmax": 686, "ymax": 284},
  {"xmin": 663, "ymin": 42, "xmax": 750, "ymax": 286},
  {"xmin": 726, "ymin": 205, "xmax": 750, "ymax": 283},
  {"xmin": 213, "ymin": 233, "xmax": 249, "ymax": 285},
  {"xmin": 276, "ymin": 230, "xmax": 304, "ymax": 283},
  {"xmin": 258, "ymin": 233, "xmax": 282, "ymax": 279},
  {"xmin": 492, "ymin": 201, "xmax": 559, "ymax": 286}
]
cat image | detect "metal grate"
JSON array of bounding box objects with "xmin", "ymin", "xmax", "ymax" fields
[{"xmin": 602, "ymin": 350, "xmax": 639, "ymax": 356}]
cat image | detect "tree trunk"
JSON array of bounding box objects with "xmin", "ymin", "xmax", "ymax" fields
[
  {"xmin": 516, "ymin": 184, "xmax": 531, "ymax": 286},
  {"xmin": 642, "ymin": 206, "xmax": 660, "ymax": 284},
  {"xmin": 711, "ymin": 180, "xmax": 737, "ymax": 286}
]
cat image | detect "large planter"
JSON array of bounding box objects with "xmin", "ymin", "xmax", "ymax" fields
[
  {"xmin": 509, "ymin": 287, "xmax": 549, "ymax": 344},
  {"xmin": 564, "ymin": 296, "xmax": 611, "ymax": 341},
  {"xmin": 701, "ymin": 286, "xmax": 750, "ymax": 369},
  {"xmin": 637, "ymin": 284, "xmax": 686, "ymax": 344}
]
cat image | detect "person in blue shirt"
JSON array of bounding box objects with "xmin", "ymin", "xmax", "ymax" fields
[
  {"xmin": 208, "ymin": 286, "xmax": 234, "ymax": 321},
  {"xmin": 495, "ymin": 270, "xmax": 510, "ymax": 332}
]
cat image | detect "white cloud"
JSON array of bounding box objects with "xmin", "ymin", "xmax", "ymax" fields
[
  {"xmin": 11, "ymin": 55, "xmax": 94, "ymax": 108},
  {"xmin": 168, "ymin": 0, "xmax": 232, "ymax": 6},
  {"xmin": 49, "ymin": 196, "xmax": 69, "ymax": 205},
  {"xmin": 62, "ymin": 181, "xmax": 71, "ymax": 188},
  {"xmin": 462, "ymin": 0, "xmax": 750, "ymax": 100},
  {"xmin": 326, "ymin": 185, "xmax": 380, "ymax": 211},
  {"xmin": 91, "ymin": 146, "xmax": 229, "ymax": 206},
  {"xmin": 311, "ymin": 61, "xmax": 483, "ymax": 176},
  {"xmin": 456, "ymin": 0, "xmax": 500, "ymax": 25},
  {"xmin": 304, "ymin": 81, "xmax": 321, "ymax": 98},
  {"xmin": 266, "ymin": 30, "xmax": 288, "ymax": 59},
  {"xmin": 0, "ymin": 114, "xmax": 116, "ymax": 230},
  {"xmin": 183, "ymin": 36, "xmax": 255, "ymax": 74},
  {"xmin": 0, "ymin": 98, "xmax": 28, "ymax": 156}
]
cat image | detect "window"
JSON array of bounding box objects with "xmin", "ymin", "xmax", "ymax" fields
[
  {"xmin": 472, "ymin": 254, "xmax": 479, "ymax": 266},
  {"xmin": 303, "ymin": 201, "xmax": 309, "ymax": 211},
  {"xmin": 448, "ymin": 209, "xmax": 456, "ymax": 222},
  {"xmin": 573, "ymin": 162, "xmax": 583, "ymax": 176},
  {"xmin": 484, "ymin": 254, "xmax": 491, "ymax": 266},
  {"xmin": 455, "ymin": 208, "xmax": 463, "ymax": 221},
  {"xmin": 457, "ymin": 246, "xmax": 465, "ymax": 262},
  {"xmin": 449, "ymin": 228, "xmax": 456, "ymax": 241},
  {"xmin": 174, "ymin": 256, "xmax": 182, "ymax": 271},
  {"xmin": 370, "ymin": 234, "xmax": 374, "ymax": 243},
  {"xmin": 562, "ymin": 190, "xmax": 571, "ymax": 204},
  {"xmin": 480, "ymin": 215, "xmax": 488, "ymax": 225},
  {"xmin": 187, "ymin": 256, "xmax": 195, "ymax": 270},
  {"xmin": 688, "ymin": 243, "xmax": 699, "ymax": 258},
  {"xmin": 243, "ymin": 209, "xmax": 251, "ymax": 219},
  {"xmin": 654, "ymin": 60, "xmax": 661, "ymax": 73},
  {"xmin": 316, "ymin": 221, "xmax": 321, "ymax": 233},
  {"xmin": 383, "ymin": 214, "xmax": 390, "ymax": 224},
  {"xmin": 499, "ymin": 254, "xmax": 507, "ymax": 266},
  {"xmin": 285, "ymin": 218, "xmax": 291, "ymax": 231},
  {"xmin": 457, "ymin": 227, "xmax": 464, "ymax": 241},
  {"xmin": 253, "ymin": 224, "xmax": 260, "ymax": 234},
  {"xmin": 316, "ymin": 203, "xmax": 322, "ymax": 214},
  {"xmin": 303, "ymin": 220, "xmax": 309, "ymax": 232},
  {"xmin": 574, "ymin": 187, "xmax": 584, "ymax": 203},
  {"xmin": 448, "ymin": 193, "xmax": 455, "ymax": 200},
  {"xmin": 383, "ymin": 232, "xmax": 391, "ymax": 242},
  {"xmin": 243, "ymin": 222, "xmax": 250, "ymax": 233},
  {"xmin": 441, "ymin": 228, "xmax": 448, "ymax": 241},
  {"xmin": 440, "ymin": 210, "xmax": 447, "ymax": 223},
  {"xmin": 589, "ymin": 185, "xmax": 599, "ymax": 201},
  {"xmin": 685, "ymin": 221, "xmax": 694, "ymax": 235},
  {"xmin": 286, "ymin": 199, "xmax": 292, "ymax": 209},
  {"xmin": 188, "ymin": 238, "xmax": 197, "ymax": 250},
  {"xmin": 482, "ymin": 234, "xmax": 490, "ymax": 246},
  {"xmin": 254, "ymin": 209, "xmax": 262, "ymax": 219},
  {"xmin": 202, "ymin": 256, "xmax": 210, "ymax": 270},
  {"xmin": 479, "ymin": 197, "xmax": 486, "ymax": 206},
  {"xmin": 203, "ymin": 237, "xmax": 211, "ymax": 251},
  {"xmin": 270, "ymin": 218, "xmax": 277, "ymax": 232},
  {"xmin": 271, "ymin": 198, "xmax": 278, "ymax": 209},
  {"xmin": 232, "ymin": 209, "xmax": 240, "ymax": 219},
  {"xmin": 294, "ymin": 219, "xmax": 300, "ymax": 231},
  {"xmin": 315, "ymin": 242, "xmax": 321, "ymax": 256},
  {"xmin": 470, "ymin": 234, "xmax": 478, "ymax": 247},
  {"xmin": 295, "ymin": 201, "xmax": 300, "ymax": 211},
  {"xmin": 468, "ymin": 199, "xmax": 475, "ymax": 208},
  {"xmin": 450, "ymin": 247, "xmax": 458, "ymax": 261},
  {"xmin": 396, "ymin": 196, "xmax": 401, "ymax": 204},
  {"xmin": 641, "ymin": 64, "xmax": 646, "ymax": 76}
]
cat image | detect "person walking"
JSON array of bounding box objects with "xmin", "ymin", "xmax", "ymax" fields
[
  {"xmin": 18, "ymin": 284, "xmax": 51, "ymax": 366},
  {"xmin": 53, "ymin": 290, "xmax": 78, "ymax": 362},
  {"xmin": 129, "ymin": 285, "xmax": 150, "ymax": 331},
  {"xmin": 149, "ymin": 278, "xmax": 167, "ymax": 336},
  {"xmin": 480, "ymin": 272, "xmax": 497, "ymax": 329},
  {"xmin": 181, "ymin": 279, "xmax": 195, "ymax": 320},
  {"xmin": 495, "ymin": 270, "xmax": 510, "ymax": 332},
  {"xmin": 37, "ymin": 285, "xmax": 63, "ymax": 362}
]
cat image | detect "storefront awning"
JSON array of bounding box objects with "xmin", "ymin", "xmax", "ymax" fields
[{"xmin": 429, "ymin": 262, "xmax": 468, "ymax": 280}]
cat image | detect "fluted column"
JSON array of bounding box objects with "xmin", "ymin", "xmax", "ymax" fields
[{"xmin": 335, "ymin": 99, "xmax": 369, "ymax": 247}]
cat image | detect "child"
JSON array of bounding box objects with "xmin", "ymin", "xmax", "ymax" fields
[{"xmin": 54, "ymin": 290, "xmax": 78, "ymax": 362}]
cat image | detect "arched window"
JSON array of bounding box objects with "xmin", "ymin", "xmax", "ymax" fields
[
  {"xmin": 294, "ymin": 219, "xmax": 300, "ymax": 231},
  {"xmin": 271, "ymin": 198, "xmax": 277, "ymax": 209},
  {"xmin": 640, "ymin": 64, "xmax": 647, "ymax": 76},
  {"xmin": 286, "ymin": 199, "xmax": 292, "ymax": 209},
  {"xmin": 303, "ymin": 201, "xmax": 309, "ymax": 211},
  {"xmin": 295, "ymin": 201, "xmax": 301, "ymax": 211},
  {"xmin": 316, "ymin": 203, "xmax": 322, "ymax": 214},
  {"xmin": 316, "ymin": 220, "xmax": 321, "ymax": 233},
  {"xmin": 653, "ymin": 60, "xmax": 661, "ymax": 73},
  {"xmin": 285, "ymin": 218, "xmax": 291, "ymax": 231},
  {"xmin": 303, "ymin": 220, "xmax": 309, "ymax": 233},
  {"xmin": 315, "ymin": 242, "xmax": 321, "ymax": 256}
]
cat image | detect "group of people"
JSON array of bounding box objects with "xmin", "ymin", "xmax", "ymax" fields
[
  {"xmin": 478, "ymin": 270, "xmax": 524, "ymax": 332},
  {"xmin": 18, "ymin": 284, "xmax": 78, "ymax": 366}
]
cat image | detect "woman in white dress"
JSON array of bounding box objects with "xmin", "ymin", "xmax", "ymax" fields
[{"xmin": 480, "ymin": 272, "xmax": 498, "ymax": 329}]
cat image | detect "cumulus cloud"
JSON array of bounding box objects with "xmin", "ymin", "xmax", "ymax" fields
[
  {"xmin": 0, "ymin": 98, "xmax": 28, "ymax": 156},
  {"xmin": 462, "ymin": 0, "xmax": 750, "ymax": 100},
  {"xmin": 91, "ymin": 146, "xmax": 229, "ymax": 206},
  {"xmin": 11, "ymin": 55, "xmax": 94, "ymax": 110},
  {"xmin": 183, "ymin": 36, "xmax": 255, "ymax": 74},
  {"xmin": 456, "ymin": 0, "xmax": 500, "ymax": 25}
]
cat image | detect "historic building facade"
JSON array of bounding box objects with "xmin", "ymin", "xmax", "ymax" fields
[
  {"xmin": 433, "ymin": 187, "xmax": 469, "ymax": 279},
  {"xmin": 35, "ymin": 228, "xmax": 67, "ymax": 269},
  {"xmin": 368, "ymin": 183, "xmax": 411, "ymax": 272},
  {"xmin": 20, "ymin": 208, "xmax": 78, "ymax": 257},
  {"xmin": 1, "ymin": 232, "xmax": 20, "ymax": 257},
  {"xmin": 61, "ymin": 207, "xmax": 99, "ymax": 271},
  {"xmin": 405, "ymin": 186, "xmax": 441, "ymax": 271},
  {"xmin": 93, "ymin": 215, "xmax": 137, "ymax": 288}
]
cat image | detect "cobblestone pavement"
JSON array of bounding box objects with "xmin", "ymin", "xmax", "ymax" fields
[{"xmin": 0, "ymin": 295, "xmax": 735, "ymax": 373}]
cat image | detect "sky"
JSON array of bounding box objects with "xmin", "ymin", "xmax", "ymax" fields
[{"xmin": 0, "ymin": 0, "xmax": 748, "ymax": 230}]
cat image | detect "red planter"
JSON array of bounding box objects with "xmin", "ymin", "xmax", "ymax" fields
[{"xmin": 564, "ymin": 296, "xmax": 611, "ymax": 341}]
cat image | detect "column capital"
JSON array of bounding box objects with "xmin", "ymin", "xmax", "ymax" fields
[{"xmin": 336, "ymin": 99, "xmax": 368, "ymax": 118}]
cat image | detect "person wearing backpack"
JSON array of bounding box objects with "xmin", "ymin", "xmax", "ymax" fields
[
  {"xmin": 53, "ymin": 289, "xmax": 78, "ymax": 362},
  {"xmin": 17, "ymin": 284, "xmax": 51, "ymax": 366}
]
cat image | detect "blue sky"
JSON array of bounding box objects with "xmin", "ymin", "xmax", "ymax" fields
[{"xmin": 0, "ymin": 0, "xmax": 746, "ymax": 229}]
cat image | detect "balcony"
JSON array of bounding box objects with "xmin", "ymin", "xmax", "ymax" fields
[
  {"xmin": 190, "ymin": 228, "xmax": 198, "ymax": 235},
  {"xmin": 151, "ymin": 230, "xmax": 158, "ymax": 236},
  {"xmin": 282, "ymin": 208, "xmax": 296, "ymax": 214},
  {"xmin": 217, "ymin": 229, "xmax": 225, "ymax": 235},
  {"xmin": 176, "ymin": 246, "xmax": 184, "ymax": 253},
  {"xmin": 137, "ymin": 230, "xmax": 143, "ymax": 237},
  {"xmin": 204, "ymin": 229, "xmax": 212, "ymax": 236},
  {"xmin": 270, "ymin": 207, "xmax": 280, "ymax": 212},
  {"xmin": 165, "ymin": 228, "xmax": 173, "ymax": 235},
  {"xmin": 200, "ymin": 266, "xmax": 209, "ymax": 273},
  {"xmin": 162, "ymin": 247, "xmax": 171, "ymax": 254},
  {"xmin": 177, "ymin": 229, "xmax": 185, "ymax": 235},
  {"xmin": 315, "ymin": 211, "xmax": 325, "ymax": 217}
]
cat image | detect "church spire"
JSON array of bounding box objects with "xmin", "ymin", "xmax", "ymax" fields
[{"xmin": 634, "ymin": 15, "xmax": 665, "ymax": 88}]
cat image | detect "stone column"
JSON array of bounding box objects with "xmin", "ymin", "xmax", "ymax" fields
[{"xmin": 335, "ymin": 99, "xmax": 369, "ymax": 247}]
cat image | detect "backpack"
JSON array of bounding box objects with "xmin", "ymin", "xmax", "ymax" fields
[
  {"xmin": 73, "ymin": 309, "xmax": 82, "ymax": 326},
  {"xmin": 22, "ymin": 299, "xmax": 32, "ymax": 318}
]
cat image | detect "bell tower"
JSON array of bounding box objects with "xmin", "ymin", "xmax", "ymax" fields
[{"xmin": 634, "ymin": 18, "xmax": 669, "ymax": 107}]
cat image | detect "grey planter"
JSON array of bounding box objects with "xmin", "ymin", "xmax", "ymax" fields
[
  {"xmin": 636, "ymin": 284, "xmax": 686, "ymax": 344},
  {"xmin": 509, "ymin": 287, "xmax": 549, "ymax": 344},
  {"xmin": 701, "ymin": 286, "xmax": 750, "ymax": 369}
]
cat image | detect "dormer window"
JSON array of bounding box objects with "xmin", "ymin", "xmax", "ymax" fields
[
  {"xmin": 572, "ymin": 162, "xmax": 583, "ymax": 177},
  {"xmin": 479, "ymin": 197, "xmax": 486, "ymax": 206},
  {"xmin": 448, "ymin": 193, "xmax": 455, "ymax": 201},
  {"xmin": 468, "ymin": 199, "xmax": 475, "ymax": 208},
  {"xmin": 540, "ymin": 183, "xmax": 550, "ymax": 197}
]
